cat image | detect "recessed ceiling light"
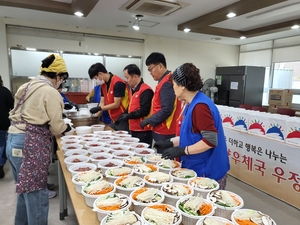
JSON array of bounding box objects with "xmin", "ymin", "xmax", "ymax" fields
[
  {"xmin": 291, "ymin": 25, "xmax": 299, "ymax": 29},
  {"xmin": 227, "ymin": 12, "xmax": 236, "ymax": 18},
  {"xmin": 184, "ymin": 28, "xmax": 190, "ymax": 33},
  {"xmin": 240, "ymin": 36, "xmax": 246, "ymax": 39},
  {"xmin": 74, "ymin": 11, "xmax": 84, "ymax": 17}
]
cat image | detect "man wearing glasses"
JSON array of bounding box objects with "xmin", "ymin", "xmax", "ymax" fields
[{"xmin": 140, "ymin": 52, "xmax": 181, "ymax": 150}]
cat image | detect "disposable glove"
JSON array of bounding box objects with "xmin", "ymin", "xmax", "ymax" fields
[
  {"xmin": 64, "ymin": 103, "xmax": 73, "ymax": 110},
  {"xmin": 162, "ymin": 147, "xmax": 186, "ymax": 160},
  {"xmin": 140, "ymin": 119, "xmax": 150, "ymax": 129},
  {"xmin": 90, "ymin": 106, "xmax": 101, "ymax": 114},
  {"xmin": 116, "ymin": 114, "xmax": 129, "ymax": 123},
  {"xmin": 74, "ymin": 104, "xmax": 79, "ymax": 111},
  {"xmin": 62, "ymin": 124, "xmax": 72, "ymax": 136},
  {"xmin": 153, "ymin": 140, "xmax": 173, "ymax": 152}
]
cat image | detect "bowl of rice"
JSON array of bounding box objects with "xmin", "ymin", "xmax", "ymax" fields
[
  {"xmin": 105, "ymin": 166, "xmax": 133, "ymax": 183},
  {"xmin": 92, "ymin": 193, "xmax": 132, "ymax": 222},
  {"xmin": 72, "ymin": 170, "xmax": 103, "ymax": 193},
  {"xmin": 129, "ymin": 187, "xmax": 165, "ymax": 215},
  {"xmin": 81, "ymin": 180, "xmax": 116, "ymax": 207},
  {"xmin": 114, "ymin": 175, "xmax": 145, "ymax": 195}
]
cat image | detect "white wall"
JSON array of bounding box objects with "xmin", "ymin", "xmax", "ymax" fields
[
  {"xmin": 0, "ymin": 20, "xmax": 10, "ymax": 87},
  {"xmin": 0, "ymin": 17, "xmax": 239, "ymax": 90}
]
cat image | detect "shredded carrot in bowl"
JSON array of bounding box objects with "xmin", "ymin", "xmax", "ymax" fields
[
  {"xmin": 97, "ymin": 204, "xmax": 121, "ymax": 211},
  {"xmin": 234, "ymin": 219, "xmax": 257, "ymax": 225},
  {"xmin": 148, "ymin": 204, "xmax": 173, "ymax": 212},
  {"xmin": 199, "ymin": 203, "xmax": 212, "ymax": 215},
  {"xmin": 87, "ymin": 185, "xmax": 114, "ymax": 195},
  {"xmin": 132, "ymin": 187, "xmax": 148, "ymax": 200}
]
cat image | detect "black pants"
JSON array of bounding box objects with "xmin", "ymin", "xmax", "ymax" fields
[{"xmin": 131, "ymin": 130, "xmax": 153, "ymax": 147}]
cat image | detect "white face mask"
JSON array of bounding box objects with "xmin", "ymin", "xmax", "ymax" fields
[{"xmin": 96, "ymin": 79, "xmax": 105, "ymax": 85}]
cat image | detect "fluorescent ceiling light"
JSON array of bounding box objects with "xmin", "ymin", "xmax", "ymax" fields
[
  {"xmin": 74, "ymin": 11, "xmax": 84, "ymax": 17},
  {"xmin": 184, "ymin": 28, "xmax": 190, "ymax": 33},
  {"xmin": 291, "ymin": 25, "xmax": 299, "ymax": 29},
  {"xmin": 26, "ymin": 47, "xmax": 36, "ymax": 51},
  {"xmin": 227, "ymin": 12, "xmax": 236, "ymax": 18},
  {"xmin": 240, "ymin": 36, "xmax": 246, "ymax": 39}
]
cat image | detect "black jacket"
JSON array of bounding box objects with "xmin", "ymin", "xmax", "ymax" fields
[{"xmin": 0, "ymin": 86, "xmax": 14, "ymax": 130}]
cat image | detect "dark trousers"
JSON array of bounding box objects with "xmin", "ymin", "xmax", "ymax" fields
[
  {"xmin": 152, "ymin": 132, "xmax": 175, "ymax": 153},
  {"xmin": 131, "ymin": 130, "xmax": 153, "ymax": 147}
]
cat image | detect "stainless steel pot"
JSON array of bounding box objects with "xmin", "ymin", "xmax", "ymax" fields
[{"xmin": 68, "ymin": 115, "xmax": 99, "ymax": 127}]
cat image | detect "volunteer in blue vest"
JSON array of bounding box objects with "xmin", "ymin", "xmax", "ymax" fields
[
  {"xmin": 156, "ymin": 63, "xmax": 230, "ymax": 189},
  {"xmin": 88, "ymin": 63, "xmax": 129, "ymax": 130},
  {"xmin": 115, "ymin": 64, "xmax": 154, "ymax": 146},
  {"xmin": 140, "ymin": 52, "xmax": 181, "ymax": 148},
  {"xmin": 86, "ymin": 84, "xmax": 111, "ymax": 124}
]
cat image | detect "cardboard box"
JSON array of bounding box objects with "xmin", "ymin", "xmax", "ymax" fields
[
  {"xmin": 268, "ymin": 104, "xmax": 292, "ymax": 113},
  {"xmin": 268, "ymin": 89, "xmax": 293, "ymax": 105}
]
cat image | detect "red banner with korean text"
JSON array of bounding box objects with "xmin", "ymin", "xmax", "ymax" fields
[{"xmin": 224, "ymin": 127, "xmax": 300, "ymax": 209}]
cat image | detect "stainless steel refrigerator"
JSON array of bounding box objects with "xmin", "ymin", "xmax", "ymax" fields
[{"xmin": 215, "ymin": 66, "xmax": 265, "ymax": 107}]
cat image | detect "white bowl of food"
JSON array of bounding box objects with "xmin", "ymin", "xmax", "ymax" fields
[
  {"xmin": 157, "ymin": 159, "xmax": 181, "ymax": 174},
  {"xmin": 130, "ymin": 187, "xmax": 165, "ymax": 216},
  {"xmin": 141, "ymin": 203, "xmax": 182, "ymax": 225},
  {"xmin": 98, "ymin": 159, "xmax": 124, "ymax": 175},
  {"xmin": 176, "ymin": 195, "xmax": 215, "ymax": 225},
  {"xmin": 62, "ymin": 144, "xmax": 83, "ymax": 153},
  {"xmin": 134, "ymin": 148, "xmax": 155, "ymax": 157},
  {"xmin": 123, "ymin": 155, "xmax": 146, "ymax": 167},
  {"xmin": 143, "ymin": 171, "xmax": 173, "ymax": 188},
  {"xmin": 72, "ymin": 170, "xmax": 103, "ymax": 194},
  {"xmin": 105, "ymin": 166, "xmax": 133, "ymax": 183},
  {"xmin": 129, "ymin": 142, "xmax": 150, "ymax": 149},
  {"xmin": 81, "ymin": 180, "xmax": 115, "ymax": 207},
  {"xmin": 207, "ymin": 190, "xmax": 244, "ymax": 220},
  {"xmin": 231, "ymin": 208, "xmax": 277, "ymax": 225},
  {"xmin": 123, "ymin": 137, "xmax": 140, "ymax": 145},
  {"xmin": 113, "ymin": 130, "xmax": 129, "ymax": 135},
  {"xmin": 161, "ymin": 182, "xmax": 193, "ymax": 206},
  {"xmin": 89, "ymin": 152, "xmax": 113, "ymax": 166},
  {"xmin": 69, "ymin": 162, "xmax": 97, "ymax": 177},
  {"xmin": 145, "ymin": 153, "xmax": 163, "ymax": 164},
  {"xmin": 91, "ymin": 124, "xmax": 105, "ymax": 132},
  {"xmin": 61, "ymin": 139, "xmax": 81, "ymax": 146},
  {"xmin": 100, "ymin": 211, "xmax": 142, "ymax": 225},
  {"xmin": 76, "ymin": 126, "xmax": 92, "ymax": 135},
  {"xmin": 169, "ymin": 168, "xmax": 197, "ymax": 184},
  {"xmin": 80, "ymin": 137, "xmax": 99, "ymax": 146},
  {"xmin": 94, "ymin": 130, "xmax": 113, "ymax": 136},
  {"xmin": 188, "ymin": 177, "xmax": 219, "ymax": 196},
  {"xmin": 133, "ymin": 163, "xmax": 159, "ymax": 178},
  {"xmin": 64, "ymin": 149, "xmax": 88, "ymax": 157},
  {"xmin": 109, "ymin": 144, "xmax": 130, "ymax": 152},
  {"xmin": 85, "ymin": 141, "xmax": 105, "ymax": 149},
  {"xmin": 98, "ymin": 135, "xmax": 115, "ymax": 142},
  {"xmin": 79, "ymin": 133, "xmax": 98, "ymax": 139},
  {"xmin": 61, "ymin": 135, "xmax": 81, "ymax": 141},
  {"xmin": 196, "ymin": 216, "xmax": 234, "ymax": 225},
  {"xmin": 92, "ymin": 193, "xmax": 132, "ymax": 222},
  {"xmin": 112, "ymin": 150, "xmax": 134, "ymax": 160},
  {"xmin": 88, "ymin": 146, "xmax": 111, "ymax": 155},
  {"xmin": 64, "ymin": 155, "xmax": 90, "ymax": 170},
  {"xmin": 105, "ymin": 140, "xmax": 124, "ymax": 146},
  {"xmin": 64, "ymin": 128, "xmax": 76, "ymax": 136},
  {"xmin": 113, "ymin": 133, "xmax": 132, "ymax": 139},
  {"xmin": 114, "ymin": 175, "xmax": 145, "ymax": 196}
]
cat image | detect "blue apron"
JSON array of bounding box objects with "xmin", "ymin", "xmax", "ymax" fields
[{"xmin": 94, "ymin": 85, "xmax": 111, "ymax": 124}]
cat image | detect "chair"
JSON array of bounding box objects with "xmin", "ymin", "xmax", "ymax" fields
[
  {"xmin": 239, "ymin": 104, "xmax": 252, "ymax": 110},
  {"xmin": 277, "ymin": 108, "xmax": 296, "ymax": 116},
  {"xmin": 251, "ymin": 106, "xmax": 268, "ymax": 112}
]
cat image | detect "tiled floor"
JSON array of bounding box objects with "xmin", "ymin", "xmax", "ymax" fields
[{"xmin": 0, "ymin": 160, "xmax": 299, "ymax": 225}]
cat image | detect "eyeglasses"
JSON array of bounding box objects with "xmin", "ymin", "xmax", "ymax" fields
[{"xmin": 147, "ymin": 64, "xmax": 159, "ymax": 72}]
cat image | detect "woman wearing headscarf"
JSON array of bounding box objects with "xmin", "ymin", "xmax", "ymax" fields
[
  {"xmin": 6, "ymin": 54, "xmax": 71, "ymax": 225},
  {"xmin": 155, "ymin": 63, "xmax": 230, "ymax": 189}
]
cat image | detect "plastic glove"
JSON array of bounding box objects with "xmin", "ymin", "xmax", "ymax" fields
[
  {"xmin": 62, "ymin": 113, "xmax": 67, "ymax": 118},
  {"xmin": 62, "ymin": 124, "xmax": 72, "ymax": 135},
  {"xmin": 116, "ymin": 114, "xmax": 129, "ymax": 123},
  {"xmin": 162, "ymin": 147, "xmax": 186, "ymax": 160},
  {"xmin": 90, "ymin": 106, "xmax": 101, "ymax": 114},
  {"xmin": 153, "ymin": 140, "xmax": 173, "ymax": 152},
  {"xmin": 74, "ymin": 104, "xmax": 79, "ymax": 111},
  {"xmin": 64, "ymin": 103, "xmax": 73, "ymax": 110},
  {"xmin": 140, "ymin": 118, "xmax": 150, "ymax": 129}
]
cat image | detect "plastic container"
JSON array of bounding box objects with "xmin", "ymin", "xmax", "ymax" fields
[
  {"xmin": 109, "ymin": 144, "xmax": 130, "ymax": 152},
  {"xmin": 112, "ymin": 150, "xmax": 134, "ymax": 160},
  {"xmin": 113, "ymin": 133, "xmax": 132, "ymax": 139},
  {"xmin": 129, "ymin": 187, "xmax": 165, "ymax": 216},
  {"xmin": 94, "ymin": 130, "xmax": 113, "ymax": 136},
  {"xmin": 79, "ymin": 133, "xmax": 98, "ymax": 139},
  {"xmin": 143, "ymin": 171, "xmax": 173, "ymax": 188},
  {"xmin": 196, "ymin": 216, "xmax": 234, "ymax": 225},
  {"xmin": 85, "ymin": 141, "xmax": 105, "ymax": 149},
  {"xmin": 123, "ymin": 137, "xmax": 140, "ymax": 145},
  {"xmin": 176, "ymin": 196, "xmax": 215, "ymax": 225},
  {"xmin": 89, "ymin": 152, "xmax": 113, "ymax": 166},
  {"xmin": 71, "ymin": 170, "xmax": 103, "ymax": 193},
  {"xmin": 61, "ymin": 140, "xmax": 81, "ymax": 146},
  {"xmin": 92, "ymin": 193, "xmax": 132, "ymax": 221},
  {"xmin": 207, "ymin": 190, "xmax": 244, "ymax": 220},
  {"xmin": 88, "ymin": 146, "xmax": 111, "ymax": 155},
  {"xmin": 105, "ymin": 140, "xmax": 124, "ymax": 146},
  {"xmin": 161, "ymin": 182, "xmax": 194, "ymax": 206},
  {"xmin": 100, "ymin": 211, "xmax": 142, "ymax": 225},
  {"xmin": 105, "ymin": 166, "xmax": 133, "ymax": 183},
  {"xmin": 68, "ymin": 162, "xmax": 97, "ymax": 177},
  {"xmin": 81, "ymin": 180, "xmax": 116, "ymax": 207},
  {"xmin": 123, "ymin": 155, "xmax": 146, "ymax": 167},
  {"xmin": 231, "ymin": 208, "xmax": 277, "ymax": 225},
  {"xmin": 169, "ymin": 168, "xmax": 197, "ymax": 184},
  {"xmin": 133, "ymin": 163, "xmax": 159, "ymax": 178},
  {"xmin": 129, "ymin": 142, "xmax": 150, "ymax": 149},
  {"xmin": 188, "ymin": 177, "xmax": 219, "ymax": 196},
  {"xmin": 61, "ymin": 135, "xmax": 81, "ymax": 141},
  {"xmin": 157, "ymin": 159, "xmax": 181, "ymax": 174},
  {"xmin": 91, "ymin": 124, "xmax": 105, "ymax": 132},
  {"xmin": 80, "ymin": 137, "xmax": 99, "ymax": 146},
  {"xmin": 64, "ymin": 155, "xmax": 90, "ymax": 170},
  {"xmin": 114, "ymin": 175, "xmax": 145, "ymax": 195},
  {"xmin": 76, "ymin": 126, "xmax": 92, "ymax": 135},
  {"xmin": 98, "ymin": 159, "xmax": 124, "ymax": 175},
  {"xmin": 145, "ymin": 153, "xmax": 163, "ymax": 164},
  {"xmin": 62, "ymin": 144, "xmax": 83, "ymax": 153},
  {"xmin": 113, "ymin": 130, "xmax": 129, "ymax": 135},
  {"xmin": 64, "ymin": 149, "xmax": 88, "ymax": 157},
  {"xmin": 134, "ymin": 148, "xmax": 155, "ymax": 157},
  {"xmin": 141, "ymin": 203, "xmax": 182, "ymax": 225}
]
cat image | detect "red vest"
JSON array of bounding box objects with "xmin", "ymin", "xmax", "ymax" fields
[
  {"xmin": 102, "ymin": 75, "xmax": 129, "ymax": 122},
  {"xmin": 128, "ymin": 83, "xmax": 153, "ymax": 131},
  {"xmin": 152, "ymin": 73, "xmax": 181, "ymax": 135}
]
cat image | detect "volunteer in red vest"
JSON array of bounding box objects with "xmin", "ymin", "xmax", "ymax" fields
[
  {"xmin": 140, "ymin": 52, "xmax": 181, "ymax": 150},
  {"xmin": 115, "ymin": 64, "xmax": 154, "ymax": 146},
  {"xmin": 88, "ymin": 63, "xmax": 129, "ymax": 130}
]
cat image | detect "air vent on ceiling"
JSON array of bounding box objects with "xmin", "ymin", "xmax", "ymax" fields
[{"xmin": 120, "ymin": 0, "xmax": 182, "ymax": 17}]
